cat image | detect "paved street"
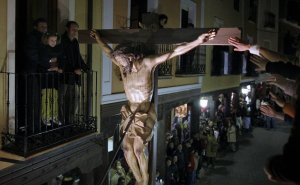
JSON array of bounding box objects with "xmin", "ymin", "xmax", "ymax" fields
[{"xmin": 197, "ymin": 123, "xmax": 291, "ymax": 185}]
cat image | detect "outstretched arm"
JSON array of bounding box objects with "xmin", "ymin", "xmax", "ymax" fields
[
  {"xmin": 90, "ymin": 30, "xmax": 119, "ymax": 66},
  {"xmin": 266, "ymin": 75, "xmax": 297, "ymax": 98},
  {"xmin": 147, "ymin": 30, "xmax": 216, "ymax": 67},
  {"xmin": 260, "ymin": 105, "xmax": 284, "ymax": 120},
  {"xmin": 228, "ymin": 37, "xmax": 289, "ymax": 62}
]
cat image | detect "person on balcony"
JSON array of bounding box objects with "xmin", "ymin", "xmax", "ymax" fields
[
  {"xmin": 60, "ymin": 21, "xmax": 89, "ymax": 124},
  {"xmin": 38, "ymin": 32, "xmax": 64, "ymax": 126},
  {"xmin": 22, "ymin": 18, "xmax": 48, "ymax": 134},
  {"xmin": 91, "ymin": 29, "xmax": 216, "ymax": 185}
]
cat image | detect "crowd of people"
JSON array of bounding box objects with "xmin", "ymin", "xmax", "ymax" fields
[
  {"xmin": 163, "ymin": 34, "xmax": 300, "ymax": 185},
  {"xmin": 109, "ymin": 160, "xmax": 135, "ymax": 185},
  {"xmin": 165, "ymin": 107, "xmax": 245, "ymax": 185}
]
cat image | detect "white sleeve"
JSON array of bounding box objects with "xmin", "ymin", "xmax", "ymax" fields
[{"xmin": 249, "ymin": 45, "xmax": 260, "ymax": 56}]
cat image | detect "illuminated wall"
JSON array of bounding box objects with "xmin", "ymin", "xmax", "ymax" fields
[
  {"xmin": 0, "ymin": 0, "xmax": 7, "ymax": 148},
  {"xmin": 201, "ymin": 0, "xmax": 244, "ymax": 93}
]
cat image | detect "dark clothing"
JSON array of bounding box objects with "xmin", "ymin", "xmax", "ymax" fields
[
  {"xmin": 24, "ymin": 75, "xmax": 41, "ymax": 134},
  {"xmin": 279, "ymin": 100, "xmax": 300, "ymax": 183},
  {"xmin": 183, "ymin": 146, "xmax": 192, "ymax": 170},
  {"xmin": 24, "ymin": 30, "xmax": 44, "ymax": 73},
  {"xmin": 265, "ymin": 99, "xmax": 300, "ymax": 184},
  {"xmin": 18, "ymin": 30, "xmax": 44, "ymax": 134},
  {"xmin": 59, "ymin": 84, "xmax": 79, "ymax": 124},
  {"xmin": 165, "ymin": 164, "xmax": 179, "ymax": 185},
  {"xmin": 175, "ymin": 150, "xmax": 185, "ymax": 169},
  {"xmin": 265, "ymin": 61, "xmax": 300, "ymax": 80},
  {"xmin": 192, "ymin": 139, "xmax": 202, "ymax": 153},
  {"xmin": 60, "ymin": 32, "xmax": 88, "ymax": 85},
  {"xmin": 175, "ymin": 150, "xmax": 186, "ymax": 182},
  {"xmin": 165, "ymin": 165, "xmax": 177, "ymax": 185},
  {"xmin": 59, "ymin": 33, "xmax": 88, "ymax": 124},
  {"xmin": 166, "ymin": 147, "xmax": 176, "ymax": 157},
  {"xmin": 38, "ymin": 44, "xmax": 65, "ymax": 89}
]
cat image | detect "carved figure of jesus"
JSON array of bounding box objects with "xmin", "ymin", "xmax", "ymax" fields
[{"xmin": 91, "ymin": 29, "xmax": 215, "ymax": 185}]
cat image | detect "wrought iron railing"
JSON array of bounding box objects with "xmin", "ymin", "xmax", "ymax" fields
[
  {"xmin": 156, "ymin": 45, "xmax": 206, "ymax": 77},
  {"xmin": 176, "ymin": 46, "xmax": 206, "ymax": 75},
  {"xmin": 0, "ymin": 71, "xmax": 97, "ymax": 156},
  {"xmin": 157, "ymin": 44, "xmax": 173, "ymax": 77}
]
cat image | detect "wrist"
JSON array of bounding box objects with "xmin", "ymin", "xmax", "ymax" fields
[
  {"xmin": 247, "ymin": 44, "xmax": 251, "ymax": 50},
  {"xmin": 197, "ymin": 37, "xmax": 204, "ymax": 44},
  {"xmin": 275, "ymin": 113, "xmax": 284, "ymax": 120},
  {"xmin": 249, "ymin": 45, "xmax": 260, "ymax": 56}
]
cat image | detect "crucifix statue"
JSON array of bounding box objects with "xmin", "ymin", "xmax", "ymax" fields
[
  {"xmin": 81, "ymin": 20, "xmax": 240, "ymax": 184},
  {"xmin": 90, "ymin": 29, "xmax": 216, "ymax": 185}
]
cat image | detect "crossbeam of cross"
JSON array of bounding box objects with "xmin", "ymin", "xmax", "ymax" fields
[{"xmin": 78, "ymin": 27, "xmax": 241, "ymax": 45}]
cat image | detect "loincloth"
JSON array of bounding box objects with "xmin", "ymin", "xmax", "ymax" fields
[{"xmin": 120, "ymin": 102, "xmax": 157, "ymax": 144}]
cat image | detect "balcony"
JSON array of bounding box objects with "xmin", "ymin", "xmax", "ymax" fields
[
  {"xmin": 157, "ymin": 45, "xmax": 206, "ymax": 77},
  {"xmin": 176, "ymin": 46, "xmax": 206, "ymax": 76},
  {"xmin": 157, "ymin": 44, "xmax": 173, "ymax": 78},
  {"xmin": 0, "ymin": 71, "xmax": 98, "ymax": 157}
]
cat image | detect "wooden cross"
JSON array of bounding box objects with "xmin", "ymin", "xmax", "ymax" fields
[{"xmin": 78, "ymin": 27, "xmax": 241, "ymax": 45}]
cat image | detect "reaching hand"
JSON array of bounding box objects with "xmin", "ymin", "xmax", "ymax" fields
[
  {"xmin": 269, "ymin": 92, "xmax": 285, "ymax": 108},
  {"xmin": 198, "ymin": 29, "xmax": 216, "ymax": 43},
  {"xmin": 260, "ymin": 105, "xmax": 284, "ymax": 120},
  {"xmin": 228, "ymin": 37, "xmax": 251, "ymax": 52},
  {"xmin": 50, "ymin": 61, "xmax": 58, "ymax": 68},
  {"xmin": 48, "ymin": 67, "xmax": 59, "ymax": 72},
  {"xmin": 260, "ymin": 105, "xmax": 276, "ymax": 118},
  {"xmin": 265, "ymin": 74, "xmax": 292, "ymax": 91},
  {"xmin": 90, "ymin": 29, "xmax": 100, "ymax": 40},
  {"xmin": 250, "ymin": 55, "xmax": 269, "ymax": 72},
  {"xmin": 74, "ymin": 69, "xmax": 82, "ymax": 75},
  {"xmin": 50, "ymin": 57, "xmax": 57, "ymax": 63}
]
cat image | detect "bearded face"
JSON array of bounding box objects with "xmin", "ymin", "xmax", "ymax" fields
[{"xmin": 113, "ymin": 51, "xmax": 143, "ymax": 76}]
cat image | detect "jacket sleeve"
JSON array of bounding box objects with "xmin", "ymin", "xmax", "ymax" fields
[
  {"xmin": 37, "ymin": 47, "xmax": 51, "ymax": 70},
  {"xmin": 283, "ymin": 103, "xmax": 296, "ymax": 119},
  {"xmin": 80, "ymin": 55, "xmax": 89, "ymax": 72},
  {"xmin": 24, "ymin": 35, "xmax": 40, "ymax": 70},
  {"xmin": 56, "ymin": 45, "xmax": 66, "ymax": 70},
  {"xmin": 282, "ymin": 100, "xmax": 300, "ymax": 169},
  {"xmin": 265, "ymin": 61, "xmax": 300, "ymax": 80},
  {"xmin": 71, "ymin": 40, "xmax": 89, "ymax": 72}
]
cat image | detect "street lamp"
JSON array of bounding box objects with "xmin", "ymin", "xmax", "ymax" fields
[
  {"xmin": 200, "ymin": 98, "xmax": 208, "ymax": 108},
  {"xmin": 241, "ymin": 88, "xmax": 250, "ymax": 95}
]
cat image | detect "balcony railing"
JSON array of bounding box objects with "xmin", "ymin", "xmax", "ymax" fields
[
  {"xmin": 176, "ymin": 46, "xmax": 206, "ymax": 76},
  {"xmin": 0, "ymin": 71, "xmax": 97, "ymax": 156},
  {"xmin": 157, "ymin": 44, "xmax": 173, "ymax": 78},
  {"xmin": 156, "ymin": 45, "xmax": 206, "ymax": 77}
]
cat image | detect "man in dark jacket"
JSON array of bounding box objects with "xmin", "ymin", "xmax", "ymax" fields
[
  {"xmin": 20, "ymin": 18, "xmax": 47, "ymax": 134},
  {"xmin": 59, "ymin": 21, "xmax": 89, "ymax": 124},
  {"xmin": 24, "ymin": 18, "xmax": 48, "ymax": 73}
]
